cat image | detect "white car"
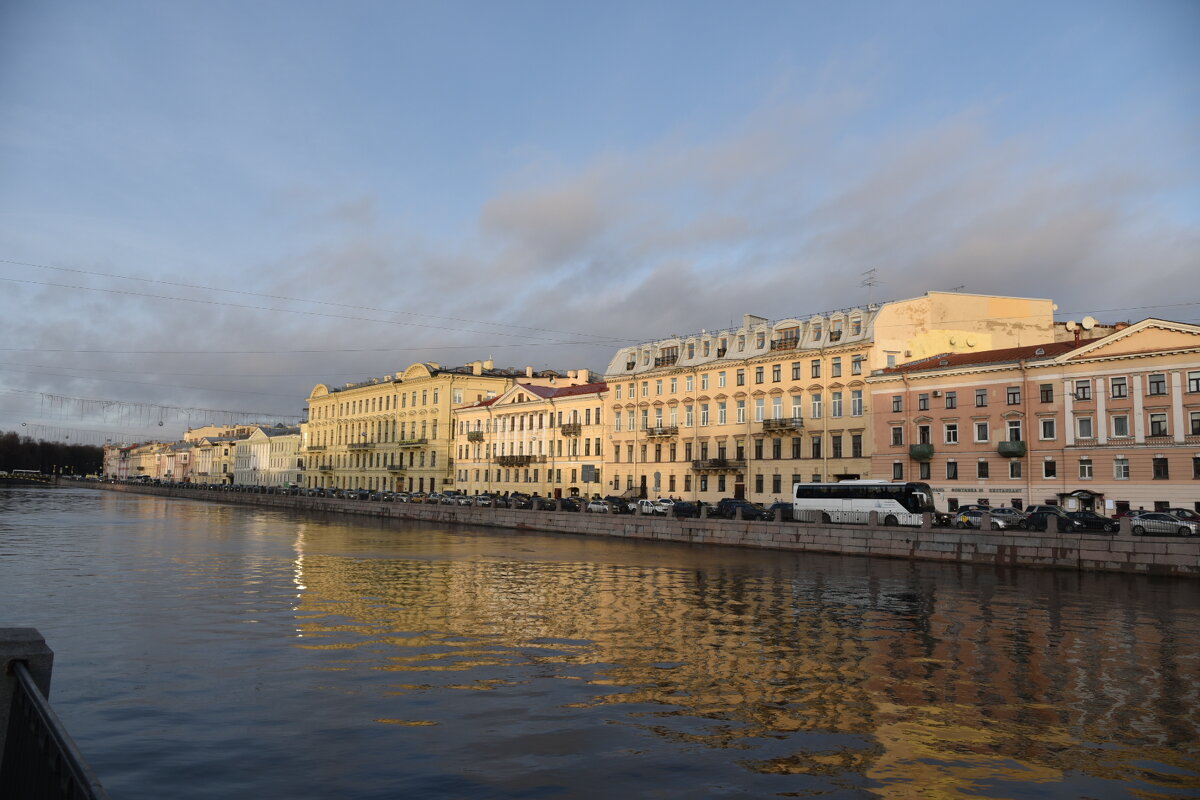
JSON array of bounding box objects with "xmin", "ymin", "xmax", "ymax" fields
[
  {"xmin": 586, "ymin": 500, "xmax": 611, "ymax": 513},
  {"xmin": 632, "ymin": 499, "xmax": 668, "ymax": 515},
  {"xmin": 1129, "ymin": 513, "xmax": 1199, "ymax": 537}
]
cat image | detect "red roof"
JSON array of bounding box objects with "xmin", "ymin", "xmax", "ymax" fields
[{"xmin": 883, "ymin": 340, "xmax": 1084, "ymax": 374}]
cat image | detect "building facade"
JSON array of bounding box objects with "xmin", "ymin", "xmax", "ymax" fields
[
  {"xmin": 303, "ymin": 360, "xmax": 591, "ymax": 493},
  {"xmin": 868, "ymin": 318, "xmax": 1200, "ymax": 515},
  {"xmin": 453, "ymin": 381, "xmax": 608, "ymax": 498},
  {"xmin": 602, "ymin": 292, "xmax": 1058, "ymax": 503}
]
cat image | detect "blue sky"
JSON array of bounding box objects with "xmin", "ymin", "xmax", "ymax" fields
[{"xmin": 0, "ymin": 1, "xmax": 1196, "ymax": 443}]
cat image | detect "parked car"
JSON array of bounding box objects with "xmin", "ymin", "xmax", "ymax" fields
[
  {"xmin": 509, "ymin": 493, "xmax": 533, "ymax": 510},
  {"xmin": 712, "ymin": 498, "xmax": 771, "ymax": 521},
  {"xmin": 765, "ymin": 502, "xmax": 794, "ymax": 521},
  {"xmin": 1163, "ymin": 508, "xmax": 1200, "ymax": 522},
  {"xmin": 671, "ymin": 501, "xmax": 708, "ymax": 518},
  {"xmin": 988, "ymin": 507, "xmax": 1029, "ymax": 526},
  {"xmin": 1129, "ymin": 513, "xmax": 1200, "ymax": 537},
  {"xmin": 954, "ymin": 510, "xmax": 1014, "ymax": 530},
  {"xmin": 408, "ymin": 492, "xmax": 427, "ymax": 504},
  {"xmin": 394, "ymin": 492, "xmax": 411, "ymax": 502},
  {"xmin": 556, "ymin": 497, "xmax": 581, "ymax": 512},
  {"xmin": 631, "ymin": 499, "xmax": 668, "ymax": 515},
  {"xmin": 1066, "ymin": 511, "xmax": 1118, "ymax": 533},
  {"xmin": 473, "ymin": 494, "xmax": 496, "ymax": 506},
  {"xmin": 602, "ymin": 495, "xmax": 635, "ymax": 514},
  {"xmin": 454, "ymin": 494, "xmax": 474, "ymax": 506},
  {"xmin": 1023, "ymin": 510, "xmax": 1084, "ymax": 532},
  {"xmin": 585, "ymin": 499, "xmax": 612, "ymax": 513}
]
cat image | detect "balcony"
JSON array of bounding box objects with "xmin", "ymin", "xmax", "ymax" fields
[
  {"xmin": 386, "ymin": 465, "xmax": 405, "ymax": 472},
  {"xmin": 762, "ymin": 417, "xmax": 804, "ymax": 432},
  {"xmin": 306, "ymin": 445, "xmax": 326, "ymax": 452},
  {"xmin": 466, "ymin": 431, "xmax": 484, "ymax": 442},
  {"xmin": 997, "ymin": 441, "xmax": 1026, "ymax": 458},
  {"xmin": 348, "ymin": 441, "xmax": 372, "ymax": 450},
  {"xmin": 909, "ymin": 444, "xmax": 935, "ymax": 461},
  {"xmin": 691, "ymin": 458, "xmax": 747, "ymax": 471},
  {"xmin": 496, "ymin": 455, "xmax": 535, "ymax": 467},
  {"xmin": 644, "ymin": 425, "xmax": 678, "ymax": 438},
  {"xmin": 397, "ymin": 438, "xmax": 428, "ymax": 447},
  {"xmin": 560, "ymin": 422, "xmax": 583, "ymax": 436},
  {"xmin": 654, "ymin": 354, "xmax": 677, "ymax": 367},
  {"xmin": 317, "ymin": 464, "xmax": 334, "ymax": 471},
  {"xmin": 769, "ymin": 338, "xmax": 799, "ymax": 351}
]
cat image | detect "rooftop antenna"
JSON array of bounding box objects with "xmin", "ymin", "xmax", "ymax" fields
[
  {"xmin": 860, "ymin": 269, "xmax": 879, "ymax": 305},
  {"xmin": 952, "ymin": 284, "xmax": 966, "ymax": 292}
]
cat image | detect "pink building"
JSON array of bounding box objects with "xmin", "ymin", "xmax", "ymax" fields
[{"xmin": 868, "ymin": 319, "xmax": 1200, "ymax": 516}]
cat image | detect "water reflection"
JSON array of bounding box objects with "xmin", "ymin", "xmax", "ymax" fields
[
  {"xmin": 2, "ymin": 487, "xmax": 1198, "ymax": 799},
  {"xmin": 289, "ymin": 525, "xmax": 1200, "ymax": 798}
]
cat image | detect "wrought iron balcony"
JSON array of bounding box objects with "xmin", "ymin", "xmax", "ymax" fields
[
  {"xmin": 386, "ymin": 465, "xmax": 405, "ymax": 472},
  {"xmin": 397, "ymin": 438, "xmax": 428, "ymax": 447},
  {"xmin": 997, "ymin": 441, "xmax": 1026, "ymax": 457},
  {"xmin": 306, "ymin": 445, "xmax": 326, "ymax": 451},
  {"xmin": 691, "ymin": 458, "xmax": 747, "ymax": 471},
  {"xmin": 496, "ymin": 455, "xmax": 535, "ymax": 467},
  {"xmin": 762, "ymin": 417, "xmax": 804, "ymax": 432},
  {"xmin": 654, "ymin": 354, "xmax": 677, "ymax": 367},
  {"xmin": 317, "ymin": 464, "xmax": 334, "ymax": 471},
  {"xmin": 644, "ymin": 425, "xmax": 678, "ymax": 437},
  {"xmin": 466, "ymin": 431, "xmax": 484, "ymax": 442},
  {"xmin": 348, "ymin": 442, "xmax": 372, "ymax": 450},
  {"xmin": 560, "ymin": 422, "xmax": 583, "ymax": 436},
  {"xmin": 769, "ymin": 338, "xmax": 799, "ymax": 351},
  {"xmin": 909, "ymin": 444, "xmax": 935, "ymax": 461}
]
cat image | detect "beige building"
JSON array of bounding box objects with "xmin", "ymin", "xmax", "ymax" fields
[
  {"xmin": 453, "ymin": 380, "xmax": 607, "ymax": 498},
  {"xmin": 868, "ymin": 317, "xmax": 1200, "ymax": 515},
  {"xmin": 191, "ymin": 437, "xmax": 239, "ymax": 484},
  {"xmin": 603, "ymin": 292, "xmax": 1058, "ymax": 503},
  {"xmin": 303, "ymin": 360, "xmax": 589, "ymax": 493}
]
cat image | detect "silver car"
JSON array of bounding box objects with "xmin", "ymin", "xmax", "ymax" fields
[
  {"xmin": 954, "ymin": 510, "xmax": 1013, "ymax": 530},
  {"xmin": 1129, "ymin": 513, "xmax": 1200, "ymax": 537}
]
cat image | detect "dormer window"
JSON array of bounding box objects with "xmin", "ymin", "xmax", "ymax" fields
[
  {"xmin": 813, "ymin": 324, "xmax": 823, "ymax": 341},
  {"xmin": 851, "ymin": 318, "xmax": 862, "ymax": 336}
]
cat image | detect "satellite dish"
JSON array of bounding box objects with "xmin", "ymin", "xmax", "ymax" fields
[
  {"xmin": 1065, "ymin": 320, "xmax": 1078, "ymax": 332},
  {"xmin": 1081, "ymin": 316, "xmax": 1097, "ymax": 330}
]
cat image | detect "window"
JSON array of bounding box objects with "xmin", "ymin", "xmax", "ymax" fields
[
  {"xmin": 670, "ymin": 377, "xmax": 677, "ymax": 393},
  {"xmin": 1194, "ymin": 457, "xmax": 1200, "ymax": 480},
  {"xmin": 1114, "ymin": 458, "xmax": 1130, "ymax": 480},
  {"xmin": 1009, "ymin": 461, "xmax": 1022, "ymax": 479},
  {"xmin": 1111, "ymin": 377, "xmax": 1128, "ymax": 398},
  {"xmin": 977, "ymin": 460, "xmax": 989, "ymax": 479},
  {"xmin": 892, "ymin": 462, "xmax": 904, "ymax": 480},
  {"xmin": 1040, "ymin": 418, "xmax": 1056, "ymax": 440},
  {"xmin": 736, "ymin": 369, "xmax": 745, "ymax": 386},
  {"xmin": 831, "ymin": 358, "xmax": 842, "ymax": 378},
  {"xmin": 1153, "ymin": 457, "xmax": 1169, "ymax": 480},
  {"xmin": 1074, "ymin": 380, "xmax": 1091, "ymax": 401},
  {"xmin": 755, "ymin": 367, "xmax": 764, "ymax": 384},
  {"xmin": 772, "ymin": 364, "xmax": 781, "ymax": 382},
  {"xmin": 1112, "ymin": 414, "xmax": 1130, "ymax": 437},
  {"xmin": 811, "ymin": 360, "xmax": 821, "ymax": 378},
  {"xmin": 831, "ymin": 392, "xmax": 843, "ymax": 418},
  {"xmin": 736, "ymin": 400, "xmax": 746, "ymax": 424},
  {"xmin": 852, "ymin": 318, "xmax": 862, "ymax": 335},
  {"xmin": 1077, "ymin": 417, "xmax": 1094, "ymax": 439},
  {"xmin": 1148, "ymin": 373, "xmax": 1167, "ymax": 395},
  {"xmin": 615, "ymin": 385, "xmax": 622, "ymax": 400},
  {"xmin": 1040, "ymin": 384, "xmax": 1054, "ymax": 403},
  {"xmin": 945, "ymin": 423, "xmax": 959, "ymax": 444},
  {"xmin": 852, "ymin": 434, "xmax": 863, "ymax": 458},
  {"xmin": 773, "ymin": 438, "xmax": 783, "ymax": 459},
  {"xmin": 946, "ymin": 461, "xmax": 958, "ymax": 480},
  {"xmin": 1189, "ymin": 371, "xmax": 1200, "ymax": 393},
  {"xmin": 1191, "ymin": 411, "xmax": 1200, "ymax": 436},
  {"xmin": 811, "ymin": 436, "xmax": 822, "ymax": 459},
  {"xmin": 700, "ymin": 375, "xmax": 708, "ymax": 391},
  {"xmin": 918, "ymin": 393, "xmax": 929, "ymax": 411},
  {"xmin": 656, "ymin": 379, "xmax": 664, "ymax": 394},
  {"xmin": 1007, "ymin": 387, "xmax": 1021, "ymax": 405},
  {"xmin": 1007, "ymin": 420, "xmax": 1023, "ymax": 441},
  {"xmin": 686, "ymin": 376, "xmax": 694, "ymax": 391},
  {"xmin": 792, "ymin": 438, "xmax": 801, "ymax": 458},
  {"xmin": 852, "ymin": 355, "xmax": 864, "ymax": 375},
  {"xmin": 892, "ymin": 396, "xmax": 903, "ymax": 412},
  {"xmin": 700, "ymin": 404, "xmax": 710, "ymax": 426},
  {"xmin": 918, "ymin": 424, "xmax": 932, "ymax": 445},
  {"xmin": 811, "ymin": 394, "xmax": 822, "ymax": 418},
  {"xmin": 891, "ymin": 426, "xmax": 904, "ymax": 446},
  {"xmin": 851, "ymin": 390, "xmax": 863, "ymax": 416},
  {"xmin": 642, "ymin": 381, "xmax": 649, "ymax": 397},
  {"xmin": 1079, "ymin": 459, "xmax": 1093, "ymax": 479},
  {"xmin": 945, "ymin": 391, "xmax": 957, "ymax": 409},
  {"xmin": 975, "ymin": 422, "xmax": 990, "ymax": 442},
  {"xmin": 1150, "ymin": 413, "xmax": 1168, "ymax": 437},
  {"xmin": 791, "ymin": 362, "xmax": 802, "ymax": 380},
  {"xmin": 976, "ymin": 389, "xmax": 988, "ymax": 407},
  {"xmin": 919, "ymin": 462, "xmax": 931, "ymax": 480},
  {"xmin": 717, "ymin": 402, "xmax": 727, "ymax": 425},
  {"xmin": 1043, "ymin": 460, "xmax": 1056, "ymax": 479}
]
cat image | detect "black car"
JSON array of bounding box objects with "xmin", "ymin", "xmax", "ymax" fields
[
  {"xmin": 1066, "ymin": 511, "xmax": 1118, "ymax": 533},
  {"xmin": 671, "ymin": 501, "xmax": 706, "ymax": 518},
  {"xmin": 602, "ymin": 495, "xmax": 635, "ymax": 514},
  {"xmin": 712, "ymin": 498, "xmax": 771, "ymax": 521},
  {"xmin": 509, "ymin": 493, "xmax": 534, "ymax": 510},
  {"xmin": 765, "ymin": 502, "xmax": 794, "ymax": 521},
  {"xmin": 1024, "ymin": 510, "xmax": 1083, "ymax": 532}
]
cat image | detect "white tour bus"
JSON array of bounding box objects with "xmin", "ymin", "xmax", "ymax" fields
[{"xmin": 792, "ymin": 480, "xmax": 936, "ymax": 526}]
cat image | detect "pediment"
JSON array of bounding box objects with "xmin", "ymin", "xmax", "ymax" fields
[{"xmin": 1062, "ymin": 320, "xmax": 1200, "ymax": 362}]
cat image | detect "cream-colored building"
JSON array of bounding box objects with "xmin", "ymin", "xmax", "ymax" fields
[
  {"xmin": 191, "ymin": 436, "xmax": 239, "ymax": 484},
  {"xmin": 603, "ymin": 292, "xmax": 1058, "ymax": 503},
  {"xmin": 304, "ymin": 360, "xmax": 591, "ymax": 493},
  {"xmin": 453, "ymin": 380, "xmax": 608, "ymax": 498}
]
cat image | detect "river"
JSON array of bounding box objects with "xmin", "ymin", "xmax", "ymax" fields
[{"xmin": 1, "ymin": 486, "xmax": 1198, "ymax": 799}]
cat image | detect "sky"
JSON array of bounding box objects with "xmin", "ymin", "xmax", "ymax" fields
[{"xmin": 0, "ymin": 0, "xmax": 1197, "ymax": 445}]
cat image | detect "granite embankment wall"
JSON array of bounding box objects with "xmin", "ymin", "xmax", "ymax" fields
[{"xmin": 75, "ymin": 482, "xmax": 1200, "ymax": 578}]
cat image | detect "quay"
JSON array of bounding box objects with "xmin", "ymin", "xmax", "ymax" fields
[{"xmin": 70, "ymin": 481, "xmax": 1200, "ymax": 578}]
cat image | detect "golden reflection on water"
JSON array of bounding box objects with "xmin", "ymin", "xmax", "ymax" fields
[{"xmin": 285, "ymin": 522, "xmax": 1200, "ymax": 797}]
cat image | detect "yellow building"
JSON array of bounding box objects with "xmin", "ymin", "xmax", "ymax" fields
[
  {"xmin": 453, "ymin": 379, "xmax": 607, "ymax": 498},
  {"xmin": 303, "ymin": 360, "xmax": 587, "ymax": 493},
  {"xmin": 602, "ymin": 292, "xmax": 1057, "ymax": 503}
]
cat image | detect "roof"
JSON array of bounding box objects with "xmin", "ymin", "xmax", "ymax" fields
[
  {"xmin": 457, "ymin": 381, "xmax": 608, "ymax": 410},
  {"xmin": 882, "ymin": 340, "xmax": 1083, "ymax": 374}
]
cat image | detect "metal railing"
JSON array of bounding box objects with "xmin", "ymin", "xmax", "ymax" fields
[{"xmin": 1, "ymin": 630, "xmax": 108, "ymax": 799}]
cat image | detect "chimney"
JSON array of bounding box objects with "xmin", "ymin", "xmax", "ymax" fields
[
  {"xmin": 525, "ymin": 366, "xmax": 534, "ymax": 377},
  {"xmin": 484, "ymin": 359, "xmax": 494, "ymax": 370},
  {"xmin": 472, "ymin": 361, "xmax": 482, "ymax": 375}
]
